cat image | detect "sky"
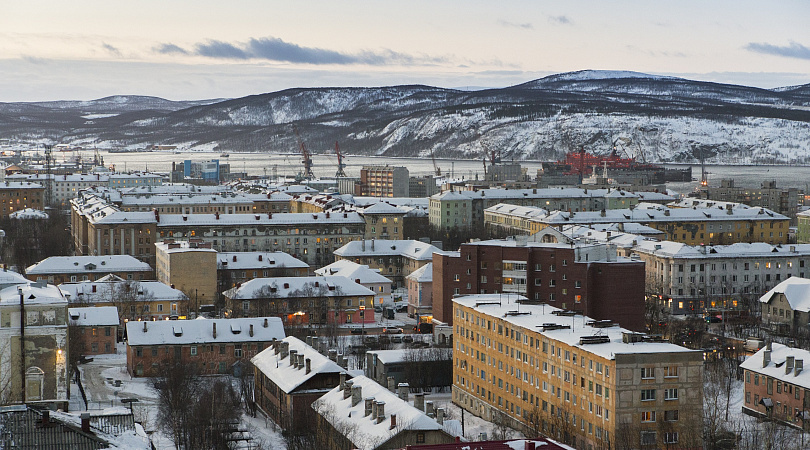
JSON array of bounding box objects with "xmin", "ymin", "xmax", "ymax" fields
[{"xmin": 1, "ymin": 0, "xmax": 809, "ymax": 102}]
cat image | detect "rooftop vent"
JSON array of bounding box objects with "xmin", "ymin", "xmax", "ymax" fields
[
  {"xmin": 552, "ymin": 310, "xmax": 577, "ymax": 317},
  {"xmin": 579, "ymin": 335, "xmax": 611, "ymax": 345},
  {"xmin": 540, "ymin": 323, "xmax": 571, "ymax": 331},
  {"xmin": 504, "ymin": 310, "xmax": 532, "ymax": 317}
]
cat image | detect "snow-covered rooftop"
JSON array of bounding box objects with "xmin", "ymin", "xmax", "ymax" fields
[
  {"xmin": 759, "ymin": 277, "xmax": 810, "ymax": 313},
  {"xmin": 0, "ymin": 282, "xmax": 67, "ymax": 306},
  {"xmin": 635, "ymin": 241, "xmax": 810, "ymax": 259},
  {"xmin": 27, "ymin": 255, "xmax": 152, "ymax": 275},
  {"xmin": 741, "ymin": 343, "xmax": 810, "ymax": 389},
  {"xmin": 313, "ymin": 375, "xmax": 449, "ymax": 450},
  {"xmin": 251, "ymin": 336, "xmax": 346, "ymax": 394},
  {"xmin": 314, "ymin": 260, "xmax": 391, "ymax": 285},
  {"xmin": 534, "ymin": 202, "xmax": 787, "ymax": 225},
  {"xmin": 69, "ymin": 306, "xmax": 120, "ymax": 326},
  {"xmin": 406, "ymin": 263, "xmax": 432, "ymax": 283},
  {"xmin": 59, "ymin": 280, "xmax": 187, "ymax": 303},
  {"xmin": 224, "ymin": 276, "xmax": 375, "ymax": 300},
  {"xmin": 218, "ymin": 252, "xmax": 309, "ymax": 270},
  {"xmin": 367, "ymin": 347, "xmax": 450, "ymax": 365},
  {"xmin": 453, "ymin": 294, "xmax": 696, "ymax": 360},
  {"xmin": 126, "ymin": 317, "xmax": 284, "ymax": 346},
  {"xmin": 154, "ymin": 240, "xmax": 217, "ymax": 254},
  {"xmin": 334, "ymin": 240, "xmax": 441, "ymax": 261},
  {"xmin": 9, "ymin": 208, "xmax": 49, "ymax": 219},
  {"xmin": 156, "ymin": 211, "xmax": 363, "ymax": 227}
]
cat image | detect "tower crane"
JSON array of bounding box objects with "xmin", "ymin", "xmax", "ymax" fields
[
  {"xmin": 334, "ymin": 141, "xmax": 347, "ymax": 178},
  {"xmin": 293, "ymin": 125, "xmax": 315, "ymax": 180},
  {"xmin": 430, "ymin": 148, "xmax": 441, "ymax": 177}
]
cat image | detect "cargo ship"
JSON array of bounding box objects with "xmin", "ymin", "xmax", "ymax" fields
[{"xmin": 542, "ymin": 148, "xmax": 691, "ymax": 184}]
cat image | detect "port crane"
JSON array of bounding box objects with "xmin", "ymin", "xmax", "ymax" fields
[
  {"xmin": 430, "ymin": 148, "xmax": 441, "ymax": 177},
  {"xmin": 293, "ymin": 125, "xmax": 315, "ymax": 180},
  {"xmin": 334, "ymin": 141, "xmax": 347, "ymax": 177}
]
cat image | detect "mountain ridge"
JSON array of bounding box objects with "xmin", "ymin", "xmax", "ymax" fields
[{"xmin": 1, "ymin": 70, "xmax": 810, "ymax": 164}]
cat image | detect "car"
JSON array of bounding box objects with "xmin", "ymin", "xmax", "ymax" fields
[
  {"xmin": 374, "ymin": 306, "xmax": 383, "ymax": 313},
  {"xmin": 350, "ymin": 328, "xmax": 368, "ymax": 335},
  {"xmin": 705, "ymin": 315, "xmax": 722, "ymax": 323},
  {"xmin": 395, "ymin": 304, "xmax": 408, "ymax": 313},
  {"xmin": 383, "ymin": 327, "xmax": 404, "ymax": 334},
  {"xmin": 391, "ymin": 336, "xmax": 403, "ymax": 343},
  {"xmin": 403, "ymin": 336, "xmax": 414, "ymax": 343}
]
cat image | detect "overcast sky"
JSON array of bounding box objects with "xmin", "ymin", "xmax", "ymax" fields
[{"xmin": 1, "ymin": 1, "xmax": 809, "ymax": 101}]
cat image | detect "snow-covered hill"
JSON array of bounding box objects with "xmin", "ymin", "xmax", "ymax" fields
[{"xmin": 1, "ymin": 71, "xmax": 809, "ymax": 164}]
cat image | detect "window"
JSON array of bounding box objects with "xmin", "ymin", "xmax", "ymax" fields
[
  {"xmin": 641, "ymin": 411, "xmax": 656, "ymax": 422},
  {"xmin": 641, "ymin": 367, "xmax": 655, "ymax": 379},
  {"xmin": 664, "ymin": 388, "xmax": 678, "ymax": 400},
  {"xmin": 190, "ymin": 346, "xmax": 197, "ymax": 356},
  {"xmin": 641, "ymin": 389, "xmax": 656, "ymax": 401},
  {"xmin": 664, "ymin": 366, "xmax": 679, "ymax": 378},
  {"xmin": 664, "ymin": 432, "xmax": 679, "ymax": 444},
  {"xmin": 664, "ymin": 410, "xmax": 679, "ymax": 422},
  {"xmin": 234, "ymin": 344, "xmax": 243, "ymax": 357},
  {"xmin": 416, "ymin": 432, "xmax": 425, "ymax": 443}
]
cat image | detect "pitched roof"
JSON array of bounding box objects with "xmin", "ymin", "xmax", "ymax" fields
[
  {"xmin": 59, "ymin": 280, "xmax": 187, "ymax": 303},
  {"xmin": 314, "ymin": 260, "xmax": 392, "ymax": 284},
  {"xmin": 740, "ymin": 343, "xmax": 810, "ymax": 389},
  {"xmin": 0, "ymin": 282, "xmax": 67, "ymax": 306},
  {"xmin": 313, "ymin": 375, "xmax": 450, "ymax": 450},
  {"xmin": 251, "ymin": 336, "xmax": 346, "ymax": 394},
  {"xmin": 27, "ymin": 255, "xmax": 153, "ymax": 275},
  {"xmin": 218, "ymin": 252, "xmax": 309, "ymax": 270},
  {"xmin": 406, "ymin": 263, "xmax": 432, "ymax": 283},
  {"xmin": 224, "ymin": 276, "xmax": 375, "ymax": 300},
  {"xmin": 69, "ymin": 306, "xmax": 120, "ymax": 327},
  {"xmin": 760, "ymin": 277, "xmax": 810, "ymax": 312},
  {"xmin": 334, "ymin": 240, "xmax": 441, "ymax": 261},
  {"xmin": 126, "ymin": 317, "xmax": 284, "ymax": 346}
]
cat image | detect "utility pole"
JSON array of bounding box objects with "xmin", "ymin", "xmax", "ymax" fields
[{"xmin": 18, "ymin": 286, "xmax": 25, "ymax": 403}]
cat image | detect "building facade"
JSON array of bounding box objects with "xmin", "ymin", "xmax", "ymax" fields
[
  {"xmin": 125, "ymin": 317, "xmax": 285, "ymax": 377},
  {"xmin": 433, "ymin": 239, "xmax": 646, "ymax": 331},
  {"xmin": 26, "ymin": 255, "xmax": 153, "ymax": 285},
  {"xmin": 452, "ymin": 295, "xmax": 704, "ymax": 449},
  {"xmin": 333, "ymin": 239, "xmax": 440, "ymax": 289},
  {"xmin": 68, "ymin": 306, "xmax": 119, "ymax": 355},
  {"xmin": 358, "ymin": 166, "xmax": 410, "ymax": 197},
  {"xmin": 155, "ymin": 240, "xmax": 218, "ymax": 311},
  {"xmin": 741, "ymin": 343, "xmax": 810, "ymax": 429},
  {"xmin": 0, "ymin": 182, "xmax": 45, "ymax": 219}
]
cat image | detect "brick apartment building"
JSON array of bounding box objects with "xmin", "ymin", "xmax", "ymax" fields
[
  {"xmin": 125, "ymin": 317, "xmax": 285, "ymax": 377},
  {"xmin": 68, "ymin": 306, "xmax": 119, "ymax": 355},
  {"xmin": 433, "ymin": 238, "xmax": 646, "ymax": 331},
  {"xmin": 741, "ymin": 343, "xmax": 810, "ymax": 429}
]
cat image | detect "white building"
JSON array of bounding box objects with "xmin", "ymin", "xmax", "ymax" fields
[{"xmin": 315, "ymin": 260, "xmax": 393, "ymax": 307}]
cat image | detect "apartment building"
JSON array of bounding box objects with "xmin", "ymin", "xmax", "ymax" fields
[
  {"xmin": 0, "ymin": 282, "xmax": 69, "ymax": 410},
  {"xmin": 429, "ymin": 188, "xmax": 674, "ymax": 233},
  {"xmin": 759, "ymin": 277, "xmax": 810, "ymax": 334},
  {"xmin": 358, "ymin": 165, "xmax": 410, "ymax": 197},
  {"xmin": 108, "ymin": 173, "xmax": 163, "ymax": 189},
  {"xmin": 125, "ymin": 317, "xmax": 284, "ymax": 377},
  {"xmin": 222, "ymin": 276, "xmax": 375, "ymax": 325},
  {"xmin": 60, "ymin": 277, "xmax": 189, "ymax": 322},
  {"xmin": 6, "ymin": 173, "xmax": 108, "ymax": 209},
  {"xmin": 406, "ymin": 262, "xmax": 433, "ymax": 317},
  {"xmin": 68, "ymin": 306, "xmax": 119, "ymax": 355},
  {"xmin": 154, "ymin": 240, "xmax": 218, "ymax": 309},
  {"xmin": 433, "ymin": 239, "xmax": 646, "ymax": 331},
  {"xmin": 696, "ymin": 179, "xmax": 800, "ymax": 222},
  {"xmin": 252, "ymin": 337, "xmax": 346, "ymax": 433},
  {"xmin": 315, "ymin": 260, "xmax": 392, "ymax": 307},
  {"xmin": 218, "ymin": 251, "xmax": 309, "ymax": 289},
  {"xmin": 333, "ymin": 239, "xmax": 441, "ymax": 288},
  {"xmin": 741, "ymin": 343, "xmax": 810, "ymax": 429},
  {"xmin": 452, "ymin": 294, "xmax": 704, "ymax": 449},
  {"xmin": 26, "ymin": 255, "xmax": 154, "ymax": 285},
  {"xmin": 0, "ymin": 181, "xmax": 45, "ymax": 218}
]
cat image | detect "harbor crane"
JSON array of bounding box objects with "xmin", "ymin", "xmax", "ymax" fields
[
  {"xmin": 334, "ymin": 141, "xmax": 347, "ymax": 177},
  {"xmin": 293, "ymin": 125, "xmax": 315, "ymax": 180}
]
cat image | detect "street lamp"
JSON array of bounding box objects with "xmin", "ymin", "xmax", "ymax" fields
[{"xmin": 359, "ymin": 306, "xmax": 365, "ymax": 335}]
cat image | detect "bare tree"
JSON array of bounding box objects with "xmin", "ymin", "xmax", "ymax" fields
[{"xmin": 151, "ymin": 360, "xmax": 201, "ymax": 449}]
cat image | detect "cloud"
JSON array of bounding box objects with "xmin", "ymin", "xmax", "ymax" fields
[
  {"xmin": 155, "ymin": 36, "xmax": 443, "ymax": 66},
  {"xmin": 154, "ymin": 43, "xmax": 189, "ymax": 55},
  {"xmin": 498, "ymin": 19, "xmax": 533, "ymax": 30},
  {"xmin": 548, "ymin": 15, "xmax": 572, "ymax": 25},
  {"xmin": 101, "ymin": 42, "xmax": 122, "ymax": 57},
  {"xmin": 195, "ymin": 40, "xmax": 249, "ymax": 59},
  {"xmin": 745, "ymin": 41, "xmax": 810, "ymax": 60}
]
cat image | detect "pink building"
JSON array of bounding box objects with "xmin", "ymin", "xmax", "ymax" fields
[{"xmin": 406, "ymin": 262, "xmax": 433, "ymax": 318}]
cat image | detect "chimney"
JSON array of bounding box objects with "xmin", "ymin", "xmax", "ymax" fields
[
  {"xmin": 41, "ymin": 410, "xmax": 50, "ymax": 426},
  {"xmin": 796, "ymin": 360, "xmax": 804, "ymax": 377},
  {"xmin": 376, "ymin": 401, "xmax": 385, "ymax": 424},
  {"xmin": 525, "ymin": 442, "xmax": 536, "ymax": 450},
  {"xmin": 263, "ymin": 318, "xmax": 268, "ymax": 328},
  {"xmin": 600, "ymin": 209, "xmax": 606, "ymax": 217},
  {"xmin": 143, "ymin": 322, "xmax": 147, "ymax": 332},
  {"xmin": 362, "ymin": 240, "xmax": 366, "ymax": 251},
  {"xmin": 233, "ymin": 255, "xmax": 237, "ymax": 262},
  {"xmin": 215, "ymin": 212, "xmax": 220, "ymax": 220},
  {"xmin": 154, "ymin": 209, "xmax": 160, "ymax": 222},
  {"xmin": 664, "ymin": 209, "xmax": 670, "ymax": 216},
  {"xmin": 81, "ymin": 413, "xmax": 91, "ymax": 433},
  {"xmin": 387, "ymin": 376, "xmax": 396, "ymax": 392},
  {"xmin": 212, "ymin": 322, "xmax": 217, "ymax": 338},
  {"xmin": 182, "ymin": 215, "xmax": 187, "ymax": 221},
  {"xmin": 371, "ymin": 400, "xmax": 378, "ymax": 420},
  {"xmin": 281, "ymin": 341, "xmax": 289, "ymax": 359},
  {"xmin": 436, "ymin": 407, "xmax": 445, "ymax": 425},
  {"xmin": 344, "ymin": 380, "xmax": 354, "ymax": 399},
  {"xmin": 767, "ymin": 341, "xmax": 773, "ymax": 351},
  {"xmin": 787, "ymin": 356, "xmax": 795, "ymax": 374},
  {"xmin": 340, "ymin": 373, "xmax": 347, "ymax": 391},
  {"xmin": 763, "ymin": 349, "xmax": 771, "ymax": 367},
  {"xmin": 398, "ymin": 383, "xmax": 409, "ymax": 401},
  {"xmin": 414, "ymin": 393, "xmax": 425, "ymax": 411},
  {"xmin": 426, "ymin": 401, "xmax": 434, "ymax": 417},
  {"xmin": 365, "ymin": 397, "xmax": 375, "ymax": 417},
  {"xmin": 390, "ymin": 414, "xmax": 397, "ymax": 430},
  {"xmin": 274, "ymin": 340, "xmax": 280, "ymax": 355},
  {"xmin": 258, "ymin": 254, "xmax": 263, "ymax": 261},
  {"xmin": 306, "ymin": 358, "xmax": 311, "ymax": 374},
  {"xmin": 289, "ymin": 350, "xmax": 298, "ymax": 366},
  {"xmin": 298, "ymin": 353, "xmax": 305, "ymax": 369},
  {"xmin": 351, "ymin": 385, "xmax": 362, "ymax": 406},
  {"xmin": 371, "ymin": 239, "xmax": 375, "ymax": 251},
  {"xmin": 249, "ymin": 324, "xmax": 254, "ymax": 337},
  {"xmin": 329, "ymin": 349, "xmax": 338, "ymax": 361}
]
